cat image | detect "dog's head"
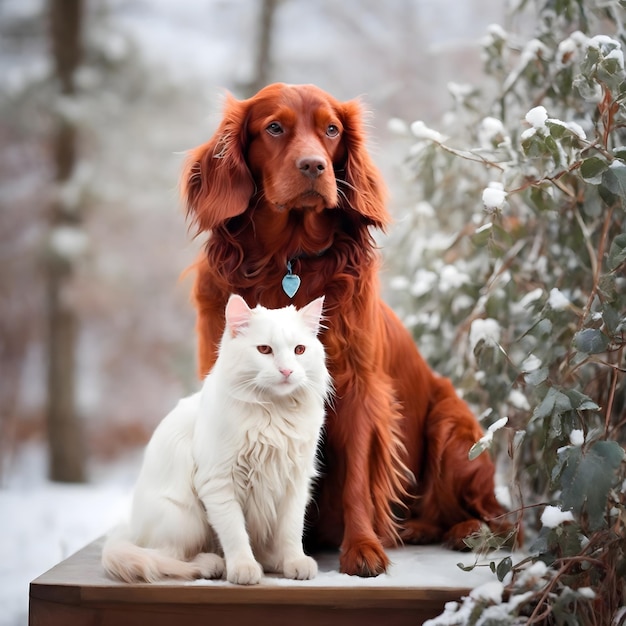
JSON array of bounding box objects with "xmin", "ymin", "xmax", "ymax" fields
[{"xmin": 182, "ymin": 83, "xmax": 389, "ymax": 233}]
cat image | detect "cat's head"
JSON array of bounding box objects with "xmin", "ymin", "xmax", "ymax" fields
[{"xmin": 220, "ymin": 294, "xmax": 330, "ymax": 401}]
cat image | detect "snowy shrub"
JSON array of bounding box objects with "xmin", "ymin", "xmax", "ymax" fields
[{"xmin": 389, "ymin": 0, "xmax": 626, "ymax": 623}]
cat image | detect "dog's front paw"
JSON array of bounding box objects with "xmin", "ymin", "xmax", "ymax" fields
[
  {"xmin": 226, "ymin": 557, "xmax": 263, "ymax": 585},
  {"xmin": 193, "ymin": 552, "xmax": 225, "ymax": 579},
  {"xmin": 283, "ymin": 555, "xmax": 318, "ymax": 580},
  {"xmin": 340, "ymin": 539, "xmax": 389, "ymax": 577}
]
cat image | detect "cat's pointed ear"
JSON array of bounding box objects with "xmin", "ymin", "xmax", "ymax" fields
[
  {"xmin": 300, "ymin": 296, "xmax": 325, "ymax": 335},
  {"xmin": 225, "ymin": 294, "xmax": 252, "ymax": 337}
]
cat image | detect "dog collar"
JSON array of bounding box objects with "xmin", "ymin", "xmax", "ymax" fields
[
  {"xmin": 281, "ymin": 247, "xmax": 330, "ymax": 299},
  {"xmin": 282, "ymin": 260, "xmax": 301, "ymax": 298}
]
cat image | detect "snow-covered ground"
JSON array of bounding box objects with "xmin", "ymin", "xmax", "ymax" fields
[
  {"xmin": 0, "ymin": 444, "xmax": 140, "ymax": 626},
  {"xmin": 2, "ymin": 443, "xmax": 511, "ymax": 626}
]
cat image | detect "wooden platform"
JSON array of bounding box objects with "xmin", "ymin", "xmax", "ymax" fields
[{"xmin": 29, "ymin": 537, "xmax": 501, "ymax": 625}]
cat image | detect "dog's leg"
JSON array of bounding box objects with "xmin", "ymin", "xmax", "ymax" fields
[
  {"xmin": 402, "ymin": 375, "xmax": 519, "ymax": 549},
  {"xmin": 333, "ymin": 383, "xmax": 406, "ymax": 577},
  {"xmin": 339, "ymin": 420, "xmax": 390, "ymax": 577}
]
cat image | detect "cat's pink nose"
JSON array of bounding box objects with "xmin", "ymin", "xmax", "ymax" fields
[{"xmin": 279, "ymin": 368, "xmax": 293, "ymax": 379}]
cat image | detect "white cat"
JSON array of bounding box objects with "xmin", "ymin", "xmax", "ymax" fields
[{"xmin": 102, "ymin": 294, "xmax": 331, "ymax": 585}]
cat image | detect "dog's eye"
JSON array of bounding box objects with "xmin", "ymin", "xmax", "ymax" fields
[
  {"xmin": 266, "ymin": 122, "xmax": 284, "ymax": 136},
  {"xmin": 257, "ymin": 345, "xmax": 273, "ymax": 354},
  {"xmin": 294, "ymin": 345, "xmax": 306, "ymax": 355},
  {"xmin": 326, "ymin": 124, "xmax": 340, "ymax": 138}
]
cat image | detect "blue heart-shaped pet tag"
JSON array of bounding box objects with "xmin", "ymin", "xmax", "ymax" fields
[{"xmin": 282, "ymin": 273, "xmax": 301, "ymax": 298}]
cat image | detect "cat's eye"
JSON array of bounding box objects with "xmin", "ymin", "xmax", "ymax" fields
[
  {"xmin": 294, "ymin": 345, "xmax": 306, "ymax": 355},
  {"xmin": 257, "ymin": 345, "xmax": 272, "ymax": 354}
]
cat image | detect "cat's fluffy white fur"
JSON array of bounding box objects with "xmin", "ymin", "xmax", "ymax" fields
[{"xmin": 102, "ymin": 294, "xmax": 331, "ymax": 585}]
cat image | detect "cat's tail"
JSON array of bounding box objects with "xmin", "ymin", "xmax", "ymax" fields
[{"xmin": 101, "ymin": 535, "xmax": 224, "ymax": 583}]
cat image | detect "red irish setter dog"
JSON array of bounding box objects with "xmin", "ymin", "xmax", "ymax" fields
[{"xmin": 182, "ymin": 83, "xmax": 513, "ymax": 577}]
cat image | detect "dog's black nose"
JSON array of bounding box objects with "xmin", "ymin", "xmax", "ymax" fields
[{"xmin": 297, "ymin": 155, "xmax": 326, "ymax": 179}]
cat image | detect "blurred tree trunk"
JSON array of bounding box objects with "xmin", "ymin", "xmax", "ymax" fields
[
  {"xmin": 243, "ymin": 0, "xmax": 279, "ymax": 97},
  {"xmin": 46, "ymin": 0, "xmax": 86, "ymax": 482}
]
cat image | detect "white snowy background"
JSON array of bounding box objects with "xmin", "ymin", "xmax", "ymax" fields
[{"xmin": 0, "ymin": 1, "xmax": 513, "ymax": 624}]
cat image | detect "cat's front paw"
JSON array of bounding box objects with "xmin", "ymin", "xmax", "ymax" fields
[
  {"xmin": 192, "ymin": 552, "xmax": 225, "ymax": 579},
  {"xmin": 282, "ymin": 555, "xmax": 318, "ymax": 580},
  {"xmin": 227, "ymin": 557, "xmax": 263, "ymax": 585}
]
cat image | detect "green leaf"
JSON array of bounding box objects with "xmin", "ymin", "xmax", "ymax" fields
[
  {"xmin": 457, "ymin": 561, "xmax": 476, "ymax": 572},
  {"xmin": 532, "ymin": 389, "xmax": 557, "ymax": 421},
  {"xmin": 529, "ymin": 186, "xmax": 555, "ymax": 212},
  {"xmin": 525, "ymin": 367, "xmax": 549, "ymax": 386},
  {"xmin": 547, "ymin": 121, "xmax": 567, "ymax": 139},
  {"xmin": 530, "ymin": 529, "xmax": 549, "ymax": 555},
  {"xmin": 524, "ymin": 317, "xmax": 553, "ymax": 339},
  {"xmin": 469, "ymin": 438, "xmax": 490, "ymax": 461},
  {"xmin": 545, "ymin": 135, "xmax": 562, "ymax": 167},
  {"xmin": 565, "ymin": 389, "xmax": 600, "ymax": 411},
  {"xmin": 602, "ymin": 163, "xmax": 626, "ymax": 199},
  {"xmin": 573, "ymin": 328, "xmax": 610, "ymax": 354},
  {"xmin": 496, "ymin": 556, "xmax": 513, "ymax": 582},
  {"xmin": 522, "ymin": 132, "xmax": 545, "ymax": 158},
  {"xmin": 471, "ymin": 223, "xmax": 493, "ymax": 247},
  {"xmin": 580, "ymin": 156, "xmax": 608, "ymax": 184},
  {"xmin": 582, "ymin": 46, "xmax": 600, "ymax": 73},
  {"xmin": 531, "ymin": 387, "xmax": 572, "ymax": 422},
  {"xmin": 608, "ymin": 233, "xmax": 626, "ymax": 271},
  {"xmin": 549, "ymin": 411, "xmax": 563, "ymax": 439},
  {"xmin": 565, "ymin": 389, "xmax": 601, "ymax": 412},
  {"xmin": 599, "ymin": 272, "xmax": 617, "ymax": 300},
  {"xmin": 603, "ymin": 303, "xmax": 620, "ymax": 333},
  {"xmin": 574, "ymin": 75, "xmax": 601, "ymax": 101},
  {"xmin": 598, "ymin": 182, "xmax": 619, "ymax": 206},
  {"xmin": 559, "ymin": 441, "xmax": 625, "ymax": 530},
  {"xmin": 613, "ymin": 147, "xmax": 626, "ymax": 162},
  {"xmin": 598, "ymin": 57, "xmax": 624, "ymax": 86},
  {"xmin": 552, "ymin": 447, "xmax": 568, "ymax": 484}
]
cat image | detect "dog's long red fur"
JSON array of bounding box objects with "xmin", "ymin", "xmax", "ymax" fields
[{"xmin": 183, "ymin": 83, "xmax": 513, "ymax": 577}]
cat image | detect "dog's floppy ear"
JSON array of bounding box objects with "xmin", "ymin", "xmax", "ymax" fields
[
  {"xmin": 182, "ymin": 93, "xmax": 255, "ymax": 232},
  {"xmin": 339, "ymin": 99, "xmax": 390, "ymax": 231}
]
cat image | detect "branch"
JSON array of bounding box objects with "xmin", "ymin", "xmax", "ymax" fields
[
  {"xmin": 578, "ymin": 205, "xmax": 614, "ymax": 335},
  {"xmin": 431, "ymin": 141, "xmax": 508, "ymax": 172}
]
